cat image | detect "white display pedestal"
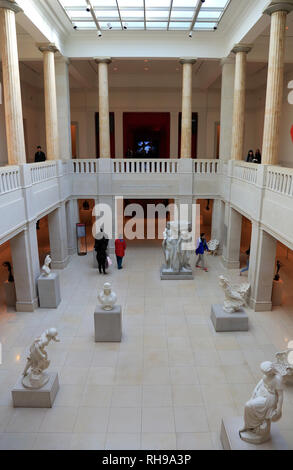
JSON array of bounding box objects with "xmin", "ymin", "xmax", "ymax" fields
[
  {"xmin": 221, "ymin": 417, "xmax": 289, "ymax": 450},
  {"xmin": 272, "ymin": 279, "xmax": 283, "ymax": 307},
  {"xmin": 94, "ymin": 305, "xmax": 122, "ymax": 342},
  {"xmin": 160, "ymin": 265, "xmax": 194, "ymax": 280},
  {"xmin": 38, "ymin": 273, "xmax": 61, "ymax": 308},
  {"xmin": 211, "ymin": 304, "xmax": 249, "ymax": 332},
  {"xmin": 3, "ymin": 281, "xmax": 16, "ymax": 307},
  {"xmin": 12, "ymin": 372, "xmax": 59, "ymax": 408}
]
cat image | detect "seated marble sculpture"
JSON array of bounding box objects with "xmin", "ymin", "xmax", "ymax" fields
[
  {"xmin": 273, "ymin": 349, "xmax": 293, "ymax": 382},
  {"xmin": 219, "ymin": 275, "xmax": 250, "ymax": 313},
  {"xmin": 98, "ymin": 282, "xmax": 117, "ymax": 310},
  {"xmin": 22, "ymin": 328, "xmax": 60, "ymax": 389},
  {"xmin": 207, "ymin": 239, "xmax": 220, "ymax": 256},
  {"xmin": 41, "ymin": 254, "xmax": 52, "ymax": 276},
  {"xmin": 239, "ymin": 361, "xmax": 284, "ymax": 444},
  {"xmin": 162, "ymin": 222, "xmax": 192, "ymax": 273}
]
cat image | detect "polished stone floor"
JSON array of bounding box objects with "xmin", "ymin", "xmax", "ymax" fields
[{"xmin": 0, "ymin": 242, "xmax": 293, "ymax": 450}]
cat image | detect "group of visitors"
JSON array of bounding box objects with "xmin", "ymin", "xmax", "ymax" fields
[
  {"xmin": 246, "ymin": 149, "xmax": 262, "ymax": 163},
  {"xmin": 94, "ymin": 229, "xmax": 127, "ymax": 274}
]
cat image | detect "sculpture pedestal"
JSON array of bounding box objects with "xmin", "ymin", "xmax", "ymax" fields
[
  {"xmin": 11, "ymin": 372, "xmax": 59, "ymax": 408},
  {"xmin": 94, "ymin": 305, "xmax": 122, "ymax": 342},
  {"xmin": 160, "ymin": 265, "xmax": 194, "ymax": 281},
  {"xmin": 93, "ymin": 250, "xmax": 98, "ymax": 268},
  {"xmin": 38, "ymin": 273, "xmax": 61, "ymax": 308},
  {"xmin": 272, "ymin": 280, "xmax": 283, "ymax": 307},
  {"xmin": 221, "ymin": 417, "xmax": 289, "ymax": 450},
  {"xmin": 211, "ymin": 304, "xmax": 248, "ymax": 332},
  {"xmin": 3, "ymin": 281, "xmax": 16, "ymax": 307}
]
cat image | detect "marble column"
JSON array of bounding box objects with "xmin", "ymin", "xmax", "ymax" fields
[
  {"xmin": 0, "ymin": 0, "xmax": 26, "ymax": 165},
  {"xmin": 66, "ymin": 199, "xmax": 79, "ymax": 255},
  {"xmin": 10, "ymin": 224, "xmax": 40, "ymax": 311},
  {"xmin": 249, "ymin": 222, "xmax": 277, "ymax": 311},
  {"xmin": 95, "ymin": 57, "xmax": 112, "ymax": 158},
  {"xmin": 211, "ymin": 199, "xmax": 225, "ymax": 254},
  {"xmin": 55, "ymin": 56, "xmax": 72, "ymax": 160},
  {"xmin": 262, "ymin": 1, "xmax": 293, "ymax": 165},
  {"xmin": 39, "ymin": 44, "xmax": 59, "ymax": 160},
  {"xmin": 222, "ymin": 204, "xmax": 242, "ymax": 268},
  {"xmin": 230, "ymin": 44, "xmax": 252, "ymax": 161},
  {"xmin": 179, "ymin": 58, "xmax": 196, "ymax": 159},
  {"xmin": 219, "ymin": 57, "xmax": 235, "ymax": 161},
  {"xmin": 48, "ymin": 203, "xmax": 69, "ymax": 269}
]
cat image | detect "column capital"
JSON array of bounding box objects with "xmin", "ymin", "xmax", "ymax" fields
[
  {"xmin": 232, "ymin": 44, "xmax": 253, "ymax": 54},
  {"xmin": 220, "ymin": 56, "xmax": 235, "ymax": 67},
  {"xmin": 264, "ymin": 0, "xmax": 293, "ymax": 15},
  {"xmin": 0, "ymin": 0, "xmax": 22, "ymax": 13},
  {"xmin": 38, "ymin": 43, "xmax": 59, "ymax": 54},
  {"xmin": 94, "ymin": 57, "xmax": 112, "ymax": 64},
  {"xmin": 179, "ymin": 58, "xmax": 197, "ymax": 65}
]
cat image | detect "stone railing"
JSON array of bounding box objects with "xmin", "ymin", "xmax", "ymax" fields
[
  {"xmin": 194, "ymin": 159, "xmax": 220, "ymax": 174},
  {"xmin": 112, "ymin": 159, "xmax": 179, "ymax": 174},
  {"xmin": 0, "ymin": 165, "xmax": 21, "ymax": 194},
  {"xmin": 30, "ymin": 161, "xmax": 57, "ymax": 184},
  {"xmin": 72, "ymin": 159, "xmax": 98, "ymax": 174},
  {"xmin": 266, "ymin": 166, "xmax": 293, "ymax": 197},
  {"xmin": 233, "ymin": 161, "xmax": 258, "ymax": 184}
]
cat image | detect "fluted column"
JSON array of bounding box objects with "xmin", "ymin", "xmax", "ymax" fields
[
  {"xmin": 39, "ymin": 44, "xmax": 59, "ymax": 160},
  {"xmin": 262, "ymin": 1, "xmax": 293, "ymax": 165},
  {"xmin": 55, "ymin": 56, "xmax": 72, "ymax": 160},
  {"xmin": 179, "ymin": 58, "xmax": 196, "ymax": 159},
  {"xmin": 0, "ymin": 0, "xmax": 26, "ymax": 165},
  {"xmin": 230, "ymin": 44, "xmax": 252, "ymax": 161},
  {"xmin": 219, "ymin": 57, "xmax": 235, "ymax": 161},
  {"xmin": 95, "ymin": 57, "xmax": 112, "ymax": 158}
]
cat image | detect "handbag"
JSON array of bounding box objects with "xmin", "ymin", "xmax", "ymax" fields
[{"xmin": 107, "ymin": 256, "xmax": 112, "ymax": 267}]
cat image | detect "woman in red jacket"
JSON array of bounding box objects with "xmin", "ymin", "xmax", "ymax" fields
[{"xmin": 115, "ymin": 235, "xmax": 126, "ymax": 270}]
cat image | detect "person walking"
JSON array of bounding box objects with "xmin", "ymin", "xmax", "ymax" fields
[
  {"xmin": 94, "ymin": 228, "xmax": 109, "ymax": 274},
  {"xmin": 195, "ymin": 233, "xmax": 209, "ymax": 272},
  {"xmin": 240, "ymin": 247, "xmax": 250, "ymax": 276},
  {"xmin": 115, "ymin": 235, "xmax": 126, "ymax": 270},
  {"xmin": 34, "ymin": 146, "xmax": 46, "ymax": 162}
]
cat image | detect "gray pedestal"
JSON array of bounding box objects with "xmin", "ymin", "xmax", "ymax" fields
[
  {"xmin": 4, "ymin": 281, "xmax": 16, "ymax": 307},
  {"xmin": 12, "ymin": 372, "xmax": 59, "ymax": 408},
  {"xmin": 38, "ymin": 273, "xmax": 61, "ymax": 308},
  {"xmin": 272, "ymin": 280, "xmax": 283, "ymax": 307},
  {"xmin": 211, "ymin": 304, "xmax": 248, "ymax": 332},
  {"xmin": 221, "ymin": 417, "xmax": 289, "ymax": 450},
  {"xmin": 160, "ymin": 265, "xmax": 194, "ymax": 280},
  {"xmin": 94, "ymin": 304, "xmax": 122, "ymax": 342}
]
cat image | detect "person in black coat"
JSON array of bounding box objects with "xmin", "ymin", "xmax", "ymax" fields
[
  {"xmin": 94, "ymin": 229, "xmax": 109, "ymax": 274},
  {"xmin": 246, "ymin": 150, "xmax": 254, "ymax": 163},
  {"xmin": 34, "ymin": 146, "xmax": 46, "ymax": 162},
  {"xmin": 254, "ymin": 149, "xmax": 262, "ymax": 164}
]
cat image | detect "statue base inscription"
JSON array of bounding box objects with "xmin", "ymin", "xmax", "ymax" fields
[
  {"xmin": 221, "ymin": 417, "xmax": 288, "ymax": 450},
  {"xmin": 94, "ymin": 305, "xmax": 122, "ymax": 342},
  {"xmin": 38, "ymin": 273, "xmax": 61, "ymax": 308},
  {"xmin": 160, "ymin": 265, "xmax": 194, "ymax": 281},
  {"xmin": 211, "ymin": 304, "xmax": 248, "ymax": 332},
  {"xmin": 12, "ymin": 372, "xmax": 59, "ymax": 408}
]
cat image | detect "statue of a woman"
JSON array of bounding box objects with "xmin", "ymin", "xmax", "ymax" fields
[
  {"xmin": 41, "ymin": 254, "xmax": 52, "ymax": 276},
  {"xmin": 162, "ymin": 222, "xmax": 179, "ymax": 272},
  {"xmin": 22, "ymin": 328, "xmax": 60, "ymax": 389},
  {"xmin": 98, "ymin": 282, "xmax": 117, "ymax": 311},
  {"xmin": 239, "ymin": 361, "xmax": 284, "ymax": 444}
]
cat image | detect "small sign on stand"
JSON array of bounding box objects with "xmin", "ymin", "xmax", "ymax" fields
[{"xmin": 76, "ymin": 223, "xmax": 87, "ymax": 256}]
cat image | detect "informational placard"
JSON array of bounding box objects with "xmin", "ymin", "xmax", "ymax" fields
[
  {"xmin": 76, "ymin": 223, "xmax": 86, "ymax": 238},
  {"xmin": 76, "ymin": 223, "xmax": 87, "ymax": 256}
]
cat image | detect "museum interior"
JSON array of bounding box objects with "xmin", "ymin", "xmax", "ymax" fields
[{"xmin": 0, "ymin": 0, "xmax": 293, "ymax": 451}]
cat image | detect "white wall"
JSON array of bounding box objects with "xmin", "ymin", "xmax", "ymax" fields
[{"xmin": 279, "ymin": 71, "xmax": 293, "ymax": 168}]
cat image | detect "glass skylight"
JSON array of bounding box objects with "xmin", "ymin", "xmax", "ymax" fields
[{"xmin": 58, "ymin": 0, "xmax": 231, "ymax": 31}]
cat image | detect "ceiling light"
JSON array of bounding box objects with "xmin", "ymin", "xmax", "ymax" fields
[
  {"xmin": 107, "ymin": 22, "xmax": 112, "ymax": 29},
  {"xmin": 98, "ymin": 31, "xmax": 102, "ymax": 37}
]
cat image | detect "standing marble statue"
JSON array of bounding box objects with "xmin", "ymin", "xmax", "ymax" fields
[
  {"xmin": 41, "ymin": 254, "xmax": 52, "ymax": 276},
  {"xmin": 239, "ymin": 361, "xmax": 284, "ymax": 444},
  {"xmin": 162, "ymin": 222, "xmax": 192, "ymax": 273},
  {"xmin": 98, "ymin": 282, "xmax": 117, "ymax": 311},
  {"xmin": 219, "ymin": 275, "xmax": 250, "ymax": 313},
  {"xmin": 22, "ymin": 328, "xmax": 60, "ymax": 389}
]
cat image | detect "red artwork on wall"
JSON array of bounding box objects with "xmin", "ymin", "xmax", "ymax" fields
[{"xmin": 291, "ymin": 125, "xmax": 293, "ymax": 143}]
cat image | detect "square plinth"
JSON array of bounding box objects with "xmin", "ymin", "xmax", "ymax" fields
[
  {"xmin": 94, "ymin": 304, "xmax": 122, "ymax": 342},
  {"xmin": 12, "ymin": 372, "xmax": 59, "ymax": 408},
  {"xmin": 160, "ymin": 265, "xmax": 194, "ymax": 281},
  {"xmin": 38, "ymin": 273, "xmax": 61, "ymax": 308},
  {"xmin": 221, "ymin": 417, "xmax": 289, "ymax": 450},
  {"xmin": 211, "ymin": 304, "xmax": 248, "ymax": 332},
  {"xmin": 4, "ymin": 281, "xmax": 16, "ymax": 307}
]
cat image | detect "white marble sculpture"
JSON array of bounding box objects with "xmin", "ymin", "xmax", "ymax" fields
[
  {"xmin": 207, "ymin": 239, "xmax": 220, "ymax": 256},
  {"xmin": 273, "ymin": 349, "xmax": 293, "ymax": 383},
  {"xmin": 239, "ymin": 361, "xmax": 284, "ymax": 444},
  {"xmin": 98, "ymin": 282, "xmax": 117, "ymax": 311},
  {"xmin": 22, "ymin": 328, "xmax": 60, "ymax": 389},
  {"xmin": 219, "ymin": 275, "xmax": 250, "ymax": 313},
  {"xmin": 162, "ymin": 222, "xmax": 192, "ymax": 273},
  {"xmin": 41, "ymin": 254, "xmax": 52, "ymax": 276}
]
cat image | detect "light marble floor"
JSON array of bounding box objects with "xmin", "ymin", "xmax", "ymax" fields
[{"xmin": 0, "ymin": 242, "xmax": 293, "ymax": 450}]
